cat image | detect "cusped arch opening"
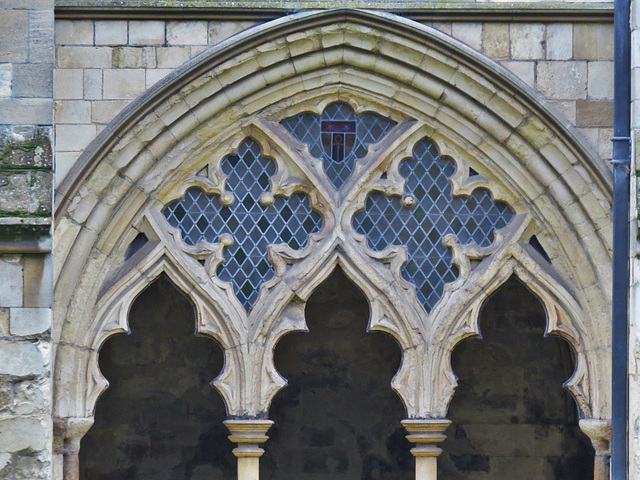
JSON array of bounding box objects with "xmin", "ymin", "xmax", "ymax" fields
[
  {"xmin": 79, "ymin": 274, "xmax": 233, "ymax": 480},
  {"xmin": 442, "ymin": 276, "xmax": 594, "ymax": 479},
  {"xmin": 265, "ymin": 267, "xmax": 411, "ymax": 479}
]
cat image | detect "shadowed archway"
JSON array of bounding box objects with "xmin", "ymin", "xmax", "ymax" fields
[
  {"xmin": 79, "ymin": 275, "xmax": 234, "ymax": 480},
  {"xmin": 263, "ymin": 268, "xmax": 412, "ymax": 480},
  {"xmin": 440, "ymin": 277, "xmax": 595, "ymax": 479}
]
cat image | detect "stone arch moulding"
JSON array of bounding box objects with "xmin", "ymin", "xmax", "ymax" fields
[{"xmin": 52, "ymin": 7, "xmax": 613, "ymax": 475}]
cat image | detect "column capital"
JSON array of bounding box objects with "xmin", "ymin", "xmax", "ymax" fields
[
  {"xmin": 402, "ymin": 419, "xmax": 451, "ymax": 457},
  {"xmin": 579, "ymin": 418, "xmax": 611, "ymax": 455},
  {"xmin": 53, "ymin": 416, "xmax": 95, "ymax": 454},
  {"xmin": 224, "ymin": 419, "xmax": 274, "ymax": 458}
]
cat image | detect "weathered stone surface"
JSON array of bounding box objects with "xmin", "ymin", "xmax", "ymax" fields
[
  {"xmin": 129, "ymin": 20, "xmax": 165, "ymax": 45},
  {"xmin": 156, "ymin": 46, "xmax": 190, "ymax": 68},
  {"xmin": 102, "ymin": 69, "xmax": 145, "ymax": 99},
  {"xmin": 95, "ymin": 20, "xmax": 128, "ymax": 46},
  {"xmin": 28, "ymin": 9, "xmax": 54, "ymax": 64},
  {"xmin": 0, "ymin": 127, "xmax": 52, "ymax": 169},
  {"xmin": 510, "ymin": 24, "xmax": 545, "ymax": 60},
  {"xmin": 483, "ymin": 23, "xmax": 508, "ymax": 58},
  {"xmin": 576, "ymin": 100, "xmax": 614, "ymax": 128},
  {"xmin": 574, "ymin": 24, "xmax": 614, "ymax": 60},
  {"xmin": 10, "ymin": 308, "xmax": 51, "ymax": 336},
  {"xmin": 13, "ymin": 453, "xmax": 50, "ymax": 480},
  {"xmin": 83, "ymin": 69, "xmax": 102, "ymax": 100},
  {"xmin": 11, "ymin": 64, "xmax": 53, "ymax": 98},
  {"xmin": 0, "ymin": 453, "xmax": 10, "ymax": 474},
  {"xmin": 0, "ymin": 10, "xmax": 28, "ymax": 63},
  {"xmin": 0, "ymin": 342, "xmax": 44, "ymax": 376},
  {"xmin": 0, "ymin": 98, "xmax": 53, "ymax": 124},
  {"xmin": 12, "ymin": 380, "xmax": 46, "ymax": 414},
  {"xmin": 588, "ymin": 60, "xmax": 614, "ymax": 99},
  {"xmin": 55, "ymin": 124, "xmax": 96, "ymax": 152},
  {"xmin": 55, "ymin": 20, "xmax": 93, "ymax": 45},
  {"xmin": 0, "ymin": 171, "xmax": 52, "ymax": 216},
  {"xmin": 209, "ymin": 21, "xmax": 256, "ymax": 45},
  {"xmin": 451, "ymin": 22, "xmax": 482, "ymax": 51},
  {"xmin": 0, "ymin": 308, "xmax": 8, "ymax": 335},
  {"xmin": 54, "ymin": 68, "xmax": 83, "ymax": 99},
  {"xmin": 547, "ymin": 23, "xmax": 573, "ymax": 60},
  {"xmin": 536, "ymin": 61, "xmax": 587, "ymax": 99},
  {"xmin": 54, "ymin": 100, "xmax": 91, "ymax": 124},
  {"xmin": 23, "ymin": 255, "xmax": 52, "ymax": 308},
  {"xmin": 56, "ymin": 46, "xmax": 111, "ymax": 69},
  {"xmin": 112, "ymin": 47, "xmax": 156, "ymax": 69},
  {"xmin": 167, "ymin": 21, "xmax": 208, "ymax": 46},
  {"xmin": 0, "ymin": 257, "xmax": 23, "ymax": 308},
  {"xmin": 0, "ymin": 63, "xmax": 11, "ymax": 97}
]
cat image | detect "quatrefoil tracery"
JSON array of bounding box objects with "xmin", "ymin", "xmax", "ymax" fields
[
  {"xmin": 161, "ymin": 102, "xmax": 515, "ymax": 313},
  {"xmin": 163, "ymin": 138, "xmax": 323, "ymax": 310}
]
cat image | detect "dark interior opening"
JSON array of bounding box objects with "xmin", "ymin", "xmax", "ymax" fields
[
  {"xmin": 262, "ymin": 268, "xmax": 412, "ymax": 480},
  {"xmin": 439, "ymin": 276, "xmax": 595, "ymax": 479},
  {"xmin": 79, "ymin": 275, "xmax": 234, "ymax": 480}
]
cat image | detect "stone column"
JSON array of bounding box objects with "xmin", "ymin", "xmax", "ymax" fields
[
  {"xmin": 579, "ymin": 418, "xmax": 611, "ymax": 480},
  {"xmin": 402, "ymin": 419, "xmax": 451, "ymax": 480},
  {"xmin": 224, "ymin": 419, "xmax": 273, "ymax": 480},
  {"xmin": 54, "ymin": 417, "xmax": 94, "ymax": 480}
]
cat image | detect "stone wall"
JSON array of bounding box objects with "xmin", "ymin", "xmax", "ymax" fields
[{"xmin": 0, "ymin": 1, "xmax": 54, "ymax": 480}]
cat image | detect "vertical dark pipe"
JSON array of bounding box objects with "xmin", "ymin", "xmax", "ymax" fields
[{"xmin": 611, "ymin": 0, "xmax": 631, "ymax": 472}]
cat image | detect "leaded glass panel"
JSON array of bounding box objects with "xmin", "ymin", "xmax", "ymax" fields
[
  {"xmin": 281, "ymin": 102, "xmax": 397, "ymax": 189},
  {"xmin": 353, "ymin": 138, "xmax": 514, "ymax": 312},
  {"xmin": 163, "ymin": 139, "xmax": 323, "ymax": 310}
]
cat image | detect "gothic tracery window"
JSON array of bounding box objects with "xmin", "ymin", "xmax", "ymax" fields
[{"xmin": 160, "ymin": 101, "xmax": 514, "ymax": 315}]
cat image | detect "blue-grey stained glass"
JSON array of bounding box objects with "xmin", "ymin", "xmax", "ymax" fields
[
  {"xmin": 163, "ymin": 139, "xmax": 323, "ymax": 310},
  {"xmin": 281, "ymin": 102, "xmax": 397, "ymax": 189},
  {"xmin": 353, "ymin": 139, "xmax": 514, "ymax": 312}
]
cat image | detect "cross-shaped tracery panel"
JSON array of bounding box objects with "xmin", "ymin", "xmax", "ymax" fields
[
  {"xmin": 163, "ymin": 139, "xmax": 323, "ymax": 310},
  {"xmin": 353, "ymin": 138, "xmax": 514, "ymax": 311}
]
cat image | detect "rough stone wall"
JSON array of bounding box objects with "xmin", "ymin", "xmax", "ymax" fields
[
  {"xmin": 0, "ymin": 1, "xmax": 55, "ymax": 479},
  {"xmin": 52, "ymin": 18, "xmax": 614, "ymax": 188},
  {"xmin": 440, "ymin": 278, "xmax": 595, "ymax": 479}
]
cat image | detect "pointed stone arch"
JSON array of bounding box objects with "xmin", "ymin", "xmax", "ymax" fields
[{"xmin": 52, "ymin": 8, "xmax": 612, "ymax": 480}]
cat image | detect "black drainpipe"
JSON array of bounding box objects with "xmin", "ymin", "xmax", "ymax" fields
[{"xmin": 611, "ymin": 0, "xmax": 631, "ymax": 472}]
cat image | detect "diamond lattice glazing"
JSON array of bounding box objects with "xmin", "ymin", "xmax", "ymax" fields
[
  {"xmin": 353, "ymin": 139, "xmax": 514, "ymax": 312},
  {"xmin": 163, "ymin": 139, "xmax": 323, "ymax": 310},
  {"xmin": 281, "ymin": 102, "xmax": 397, "ymax": 189}
]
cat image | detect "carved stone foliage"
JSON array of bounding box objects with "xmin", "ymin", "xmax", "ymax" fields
[{"xmin": 85, "ymin": 99, "xmax": 595, "ymax": 422}]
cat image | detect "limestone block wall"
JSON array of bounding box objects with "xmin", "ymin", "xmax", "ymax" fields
[
  {"xmin": 0, "ymin": 1, "xmax": 54, "ymax": 480},
  {"xmin": 53, "ymin": 19, "xmax": 256, "ymax": 184},
  {"xmin": 53, "ymin": 18, "xmax": 614, "ymax": 187}
]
